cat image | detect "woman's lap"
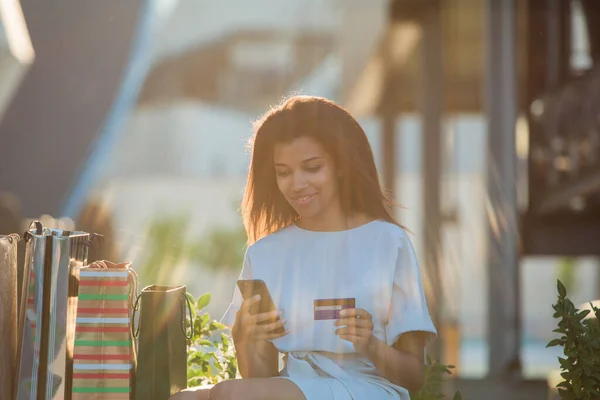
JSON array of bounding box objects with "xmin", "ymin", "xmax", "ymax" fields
[
  {"xmin": 208, "ymin": 377, "xmax": 307, "ymax": 400},
  {"xmin": 279, "ymin": 376, "xmax": 352, "ymax": 400},
  {"xmin": 173, "ymin": 375, "xmax": 399, "ymax": 400}
]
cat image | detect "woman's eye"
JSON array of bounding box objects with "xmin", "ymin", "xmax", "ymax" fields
[
  {"xmin": 276, "ymin": 170, "xmax": 290, "ymax": 177},
  {"xmin": 305, "ymin": 165, "xmax": 321, "ymax": 173}
]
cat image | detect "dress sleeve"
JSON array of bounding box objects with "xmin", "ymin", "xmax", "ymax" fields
[
  {"xmin": 220, "ymin": 247, "xmax": 253, "ymax": 327},
  {"xmin": 384, "ymin": 235, "xmax": 437, "ymax": 346}
]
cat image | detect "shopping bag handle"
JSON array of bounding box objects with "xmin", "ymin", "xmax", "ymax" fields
[
  {"xmin": 29, "ymin": 220, "xmax": 42, "ymax": 234},
  {"xmin": 5, "ymin": 233, "xmax": 20, "ymax": 243},
  {"xmin": 128, "ymin": 268, "xmax": 139, "ymax": 310},
  {"xmin": 131, "ymin": 291, "xmax": 194, "ymax": 340},
  {"xmin": 132, "ymin": 293, "xmax": 142, "ymax": 339},
  {"xmin": 23, "ymin": 220, "xmax": 43, "ymax": 241},
  {"xmin": 181, "ymin": 293, "xmax": 194, "ymax": 340},
  {"xmin": 22, "ymin": 220, "xmax": 103, "ymax": 245},
  {"xmin": 86, "ymin": 232, "xmax": 104, "ymax": 247}
]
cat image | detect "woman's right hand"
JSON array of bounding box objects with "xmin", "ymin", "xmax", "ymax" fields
[{"xmin": 232, "ymin": 295, "xmax": 288, "ymax": 343}]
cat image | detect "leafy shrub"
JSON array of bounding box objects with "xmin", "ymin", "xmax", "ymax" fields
[
  {"xmin": 547, "ymin": 280, "xmax": 600, "ymax": 400},
  {"xmin": 413, "ymin": 357, "xmax": 462, "ymax": 400},
  {"xmin": 186, "ymin": 293, "xmax": 237, "ymax": 386}
]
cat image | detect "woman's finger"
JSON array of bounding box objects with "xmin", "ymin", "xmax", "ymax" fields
[
  {"xmin": 335, "ymin": 327, "xmax": 372, "ymax": 337},
  {"xmin": 335, "ymin": 318, "xmax": 373, "ymax": 329},
  {"xmin": 240, "ymin": 295, "xmax": 261, "ymax": 313},
  {"xmin": 339, "ymin": 308, "xmax": 372, "ymax": 320},
  {"xmin": 337, "ymin": 334, "xmax": 361, "ymax": 343},
  {"xmin": 253, "ymin": 310, "xmax": 281, "ymax": 323},
  {"xmin": 254, "ymin": 329, "xmax": 290, "ymax": 341},
  {"xmin": 254, "ymin": 319, "xmax": 287, "ymax": 335},
  {"xmin": 239, "ymin": 310, "xmax": 278, "ymax": 331}
]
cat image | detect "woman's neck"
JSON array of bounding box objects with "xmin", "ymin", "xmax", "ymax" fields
[{"xmin": 295, "ymin": 211, "xmax": 371, "ymax": 232}]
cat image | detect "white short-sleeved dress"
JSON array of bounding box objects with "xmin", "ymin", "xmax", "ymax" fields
[{"xmin": 221, "ymin": 220, "xmax": 437, "ymax": 400}]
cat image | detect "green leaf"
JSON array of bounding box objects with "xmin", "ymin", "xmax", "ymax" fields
[
  {"xmin": 222, "ymin": 334, "xmax": 230, "ymax": 345},
  {"xmin": 197, "ymin": 293, "xmax": 211, "ymax": 311},
  {"xmin": 558, "ymin": 280, "xmax": 567, "ymax": 297},
  {"xmin": 197, "ymin": 314, "xmax": 210, "ymax": 334},
  {"xmin": 185, "ymin": 293, "xmax": 197, "ymax": 320},
  {"xmin": 210, "ymin": 321, "xmax": 227, "ymax": 331},
  {"xmin": 578, "ymin": 309, "xmax": 591, "ymax": 319},
  {"xmin": 547, "ymin": 338, "xmax": 563, "ymax": 348},
  {"xmin": 452, "ymin": 392, "xmax": 462, "ymax": 400}
]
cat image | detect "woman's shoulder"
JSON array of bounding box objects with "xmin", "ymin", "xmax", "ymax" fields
[
  {"xmin": 246, "ymin": 225, "xmax": 297, "ymax": 255},
  {"xmin": 366, "ymin": 219, "xmax": 410, "ymax": 241}
]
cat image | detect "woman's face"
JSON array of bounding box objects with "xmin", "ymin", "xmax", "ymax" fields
[{"xmin": 273, "ymin": 136, "xmax": 341, "ymax": 222}]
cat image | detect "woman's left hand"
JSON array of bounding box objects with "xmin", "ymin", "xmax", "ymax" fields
[{"xmin": 335, "ymin": 308, "xmax": 375, "ymax": 353}]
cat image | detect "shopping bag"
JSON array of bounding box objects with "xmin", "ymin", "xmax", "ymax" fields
[
  {"xmin": 16, "ymin": 221, "xmax": 97, "ymax": 400},
  {"xmin": 72, "ymin": 260, "xmax": 138, "ymax": 399},
  {"xmin": 0, "ymin": 233, "xmax": 20, "ymax": 400},
  {"xmin": 133, "ymin": 285, "xmax": 193, "ymax": 400}
]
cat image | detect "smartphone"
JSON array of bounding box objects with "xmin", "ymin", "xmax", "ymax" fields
[{"xmin": 237, "ymin": 279, "xmax": 284, "ymax": 334}]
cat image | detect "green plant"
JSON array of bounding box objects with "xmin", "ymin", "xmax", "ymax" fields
[
  {"xmin": 547, "ymin": 280, "xmax": 600, "ymax": 400},
  {"xmin": 413, "ymin": 357, "xmax": 462, "ymax": 400},
  {"xmin": 186, "ymin": 292, "xmax": 238, "ymax": 386}
]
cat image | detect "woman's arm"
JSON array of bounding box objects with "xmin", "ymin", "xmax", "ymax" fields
[
  {"xmin": 233, "ymin": 338, "xmax": 280, "ymax": 378},
  {"xmin": 231, "ymin": 297, "xmax": 287, "ymax": 378},
  {"xmin": 335, "ymin": 309, "xmax": 427, "ymax": 393},
  {"xmin": 365, "ymin": 332, "xmax": 426, "ymax": 393}
]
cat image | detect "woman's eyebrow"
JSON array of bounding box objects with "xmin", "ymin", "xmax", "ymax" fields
[
  {"xmin": 301, "ymin": 157, "xmax": 322, "ymax": 163},
  {"xmin": 274, "ymin": 156, "xmax": 322, "ymax": 167}
]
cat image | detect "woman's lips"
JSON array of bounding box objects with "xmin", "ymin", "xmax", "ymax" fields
[{"xmin": 292, "ymin": 193, "xmax": 316, "ymax": 206}]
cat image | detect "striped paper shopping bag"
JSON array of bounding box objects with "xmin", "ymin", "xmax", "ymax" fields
[{"xmin": 72, "ymin": 261, "xmax": 138, "ymax": 399}]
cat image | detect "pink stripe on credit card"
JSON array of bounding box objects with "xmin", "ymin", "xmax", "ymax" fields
[{"xmin": 314, "ymin": 298, "xmax": 355, "ymax": 320}]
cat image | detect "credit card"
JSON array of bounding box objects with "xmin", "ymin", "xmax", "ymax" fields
[{"xmin": 314, "ymin": 298, "xmax": 355, "ymax": 320}]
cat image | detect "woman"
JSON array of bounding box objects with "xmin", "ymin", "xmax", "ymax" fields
[{"xmin": 173, "ymin": 95, "xmax": 436, "ymax": 400}]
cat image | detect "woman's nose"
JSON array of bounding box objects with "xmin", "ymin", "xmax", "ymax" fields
[{"xmin": 292, "ymin": 171, "xmax": 308, "ymax": 191}]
